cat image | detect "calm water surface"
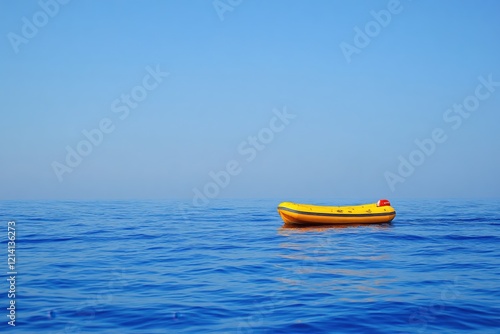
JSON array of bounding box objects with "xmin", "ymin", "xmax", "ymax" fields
[{"xmin": 1, "ymin": 199, "xmax": 499, "ymax": 333}]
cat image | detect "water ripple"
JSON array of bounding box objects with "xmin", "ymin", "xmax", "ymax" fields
[{"xmin": 0, "ymin": 199, "xmax": 499, "ymax": 333}]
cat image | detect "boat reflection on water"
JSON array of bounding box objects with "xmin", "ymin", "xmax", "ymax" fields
[
  {"xmin": 276, "ymin": 222, "xmax": 396, "ymax": 299},
  {"xmin": 279, "ymin": 222, "xmax": 392, "ymax": 234}
]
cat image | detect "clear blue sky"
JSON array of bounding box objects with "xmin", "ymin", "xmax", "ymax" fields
[{"xmin": 1, "ymin": 0, "xmax": 499, "ymax": 201}]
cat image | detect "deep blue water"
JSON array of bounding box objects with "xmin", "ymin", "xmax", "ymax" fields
[{"xmin": 1, "ymin": 199, "xmax": 500, "ymax": 333}]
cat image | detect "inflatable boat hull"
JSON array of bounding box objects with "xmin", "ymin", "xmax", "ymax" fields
[{"xmin": 277, "ymin": 200, "xmax": 396, "ymax": 226}]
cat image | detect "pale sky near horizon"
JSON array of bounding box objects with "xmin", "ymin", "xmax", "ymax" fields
[{"xmin": 1, "ymin": 0, "xmax": 500, "ymax": 201}]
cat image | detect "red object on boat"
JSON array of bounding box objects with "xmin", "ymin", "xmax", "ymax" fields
[{"xmin": 377, "ymin": 199, "xmax": 391, "ymax": 207}]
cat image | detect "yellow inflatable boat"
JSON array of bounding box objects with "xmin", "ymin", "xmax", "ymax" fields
[{"xmin": 277, "ymin": 199, "xmax": 396, "ymax": 226}]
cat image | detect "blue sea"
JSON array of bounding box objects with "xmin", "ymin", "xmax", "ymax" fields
[{"xmin": 1, "ymin": 199, "xmax": 499, "ymax": 333}]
